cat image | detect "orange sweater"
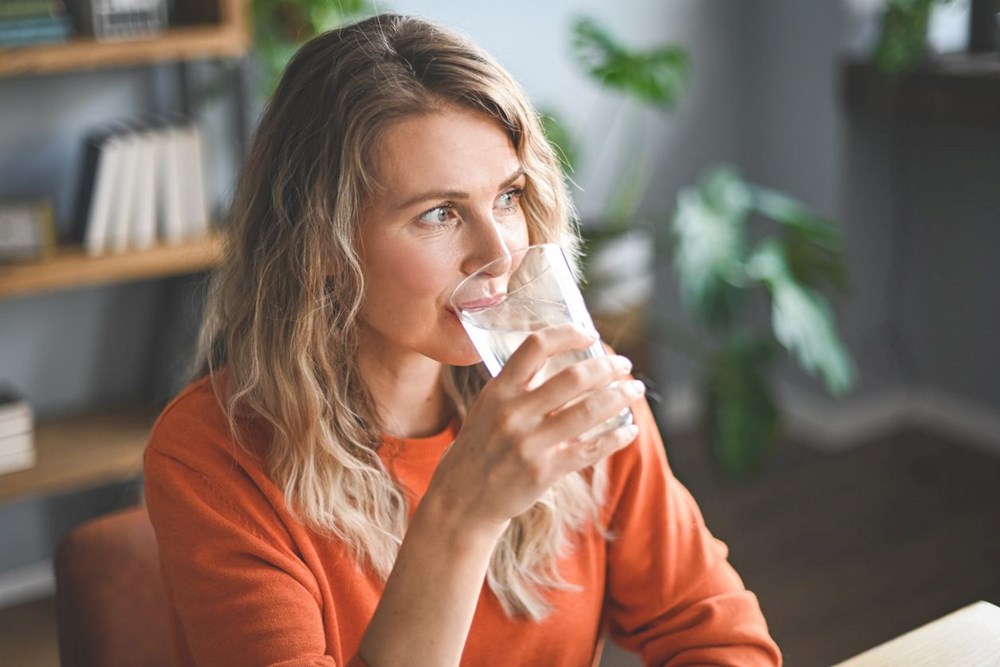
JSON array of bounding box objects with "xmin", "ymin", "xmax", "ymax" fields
[{"xmin": 144, "ymin": 376, "xmax": 781, "ymax": 666}]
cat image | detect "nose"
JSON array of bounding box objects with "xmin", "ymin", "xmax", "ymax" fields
[{"xmin": 460, "ymin": 215, "xmax": 514, "ymax": 278}]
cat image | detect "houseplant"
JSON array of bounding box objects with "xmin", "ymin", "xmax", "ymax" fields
[
  {"xmin": 553, "ymin": 17, "xmax": 856, "ymax": 479},
  {"xmin": 845, "ymin": 0, "xmax": 961, "ymax": 73},
  {"xmin": 251, "ymin": 0, "xmax": 374, "ymax": 93},
  {"xmin": 668, "ymin": 168, "xmax": 855, "ymax": 479}
]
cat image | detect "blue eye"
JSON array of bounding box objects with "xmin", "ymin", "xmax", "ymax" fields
[
  {"xmin": 495, "ymin": 188, "xmax": 523, "ymax": 212},
  {"xmin": 418, "ymin": 205, "xmax": 456, "ymax": 226}
]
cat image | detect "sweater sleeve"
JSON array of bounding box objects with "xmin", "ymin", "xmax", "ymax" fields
[
  {"xmin": 144, "ymin": 397, "xmax": 367, "ymax": 667},
  {"xmin": 602, "ymin": 397, "xmax": 782, "ymax": 666}
]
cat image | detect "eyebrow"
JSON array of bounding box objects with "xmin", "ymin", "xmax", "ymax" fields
[{"xmin": 395, "ymin": 168, "xmax": 525, "ymax": 211}]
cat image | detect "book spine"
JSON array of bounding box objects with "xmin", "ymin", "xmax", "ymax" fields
[
  {"xmin": 0, "ymin": 16, "xmax": 71, "ymax": 30},
  {"xmin": 0, "ymin": 18, "xmax": 71, "ymax": 45},
  {"xmin": 0, "ymin": 0, "xmax": 64, "ymax": 21}
]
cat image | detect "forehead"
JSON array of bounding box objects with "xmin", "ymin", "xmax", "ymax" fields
[{"xmin": 374, "ymin": 108, "xmax": 521, "ymax": 201}]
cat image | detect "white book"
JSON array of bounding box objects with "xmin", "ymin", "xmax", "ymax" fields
[
  {"xmin": 131, "ymin": 129, "xmax": 157, "ymax": 251},
  {"xmin": 85, "ymin": 135, "xmax": 124, "ymax": 257},
  {"xmin": 179, "ymin": 124, "xmax": 210, "ymax": 240},
  {"xmin": 0, "ymin": 430, "xmax": 33, "ymax": 457},
  {"xmin": 0, "ymin": 393, "xmax": 33, "ymax": 466},
  {"xmin": 0, "ymin": 443, "xmax": 35, "ymax": 476},
  {"xmin": 109, "ymin": 132, "xmax": 141, "ymax": 254},
  {"xmin": 0, "ymin": 403, "xmax": 32, "ymax": 440},
  {"xmin": 158, "ymin": 127, "xmax": 185, "ymax": 245}
]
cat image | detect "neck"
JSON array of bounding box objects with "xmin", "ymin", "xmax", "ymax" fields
[{"xmin": 358, "ymin": 340, "xmax": 449, "ymax": 439}]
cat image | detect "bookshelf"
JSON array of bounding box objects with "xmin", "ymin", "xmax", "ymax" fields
[
  {"xmin": 0, "ymin": 0, "xmax": 248, "ymax": 77},
  {"xmin": 0, "ymin": 25, "xmax": 249, "ymax": 76},
  {"xmin": 0, "ymin": 234, "xmax": 224, "ymax": 298},
  {"xmin": 0, "ymin": 409, "xmax": 153, "ymax": 501},
  {"xmin": 0, "ymin": 0, "xmax": 248, "ymax": 504}
]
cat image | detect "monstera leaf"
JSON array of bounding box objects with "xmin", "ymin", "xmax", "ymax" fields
[
  {"xmin": 746, "ymin": 241, "xmax": 855, "ymax": 395},
  {"xmin": 670, "ymin": 167, "xmax": 752, "ymax": 329},
  {"xmin": 570, "ymin": 17, "xmax": 688, "ymax": 109},
  {"xmin": 752, "ymin": 186, "xmax": 850, "ymax": 292}
]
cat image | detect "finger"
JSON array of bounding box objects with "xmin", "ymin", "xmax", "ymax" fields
[
  {"xmin": 498, "ymin": 323, "xmax": 598, "ymax": 388},
  {"xmin": 561, "ymin": 421, "xmax": 640, "ymax": 469},
  {"xmin": 538, "ymin": 379, "xmax": 645, "ymax": 445},
  {"xmin": 527, "ymin": 354, "xmax": 633, "ymax": 417}
]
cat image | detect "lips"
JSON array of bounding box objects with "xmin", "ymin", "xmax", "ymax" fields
[{"xmin": 454, "ymin": 293, "xmax": 506, "ymax": 313}]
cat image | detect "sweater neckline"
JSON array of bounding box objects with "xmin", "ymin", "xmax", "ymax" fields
[{"xmin": 380, "ymin": 418, "xmax": 458, "ymax": 464}]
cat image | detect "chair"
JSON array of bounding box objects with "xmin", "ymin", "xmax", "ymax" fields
[{"xmin": 55, "ymin": 505, "xmax": 173, "ymax": 667}]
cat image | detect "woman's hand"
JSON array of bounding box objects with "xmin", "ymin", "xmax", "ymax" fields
[{"xmin": 425, "ymin": 324, "xmax": 644, "ymax": 535}]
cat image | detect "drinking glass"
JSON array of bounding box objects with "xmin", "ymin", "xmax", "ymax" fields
[{"xmin": 450, "ymin": 243, "xmax": 633, "ymax": 441}]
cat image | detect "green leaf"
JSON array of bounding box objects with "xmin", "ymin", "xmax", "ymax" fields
[
  {"xmin": 670, "ymin": 167, "xmax": 752, "ymax": 328},
  {"xmin": 874, "ymin": 1, "xmax": 932, "ymax": 73},
  {"xmin": 750, "ymin": 185, "xmax": 850, "ymax": 292},
  {"xmin": 783, "ymin": 232, "xmax": 851, "ymax": 293},
  {"xmin": 747, "ymin": 242, "xmax": 855, "ymax": 395},
  {"xmin": 252, "ymin": 0, "xmax": 375, "ymax": 95},
  {"xmin": 570, "ymin": 17, "xmax": 688, "ymax": 109},
  {"xmin": 704, "ymin": 337, "xmax": 779, "ymax": 480}
]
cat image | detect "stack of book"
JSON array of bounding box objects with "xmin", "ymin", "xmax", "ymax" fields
[
  {"xmin": 76, "ymin": 121, "xmax": 211, "ymax": 256},
  {"xmin": 0, "ymin": 0, "xmax": 73, "ymax": 47},
  {"xmin": 77, "ymin": 0, "xmax": 167, "ymax": 42},
  {"xmin": 0, "ymin": 388, "xmax": 34, "ymax": 476}
]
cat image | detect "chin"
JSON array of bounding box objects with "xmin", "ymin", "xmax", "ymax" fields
[{"xmin": 431, "ymin": 333, "xmax": 483, "ymax": 368}]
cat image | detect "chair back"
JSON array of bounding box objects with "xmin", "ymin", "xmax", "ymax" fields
[{"xmin": 55, "ymin": 505, "xmax": 172, "ymax": 667}]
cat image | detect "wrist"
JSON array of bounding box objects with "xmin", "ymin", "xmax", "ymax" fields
[{"xmin": 413, "ymin": 488, "xmax": 508, "ymax": 554}]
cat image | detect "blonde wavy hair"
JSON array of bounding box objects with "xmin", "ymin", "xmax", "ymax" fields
[{"xmin": 195, "ymin": 13, "xmax": 607, "ymax": 620}]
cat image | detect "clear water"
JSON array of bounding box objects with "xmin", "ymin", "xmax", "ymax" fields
[{"xmin": 460, "ymin": 295, "xmax": 633, "ymax": 440}]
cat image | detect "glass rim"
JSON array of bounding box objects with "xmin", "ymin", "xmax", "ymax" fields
[{"xmin": 448, "ymin": 243, "xmax": 565, "ymax": 312}]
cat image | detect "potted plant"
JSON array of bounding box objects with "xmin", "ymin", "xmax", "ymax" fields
[
  {"xmin": 552, "ymin": 17, "xmax": 856, "ymax": 479},
  {"xmin": 668, "ymin": 168, "xmax": 855, "ymax": 479}
]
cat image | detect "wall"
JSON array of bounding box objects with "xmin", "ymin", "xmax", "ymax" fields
[{"xmin": 736, "ymin": 0, "xmax": 1000, "ymax": 448}]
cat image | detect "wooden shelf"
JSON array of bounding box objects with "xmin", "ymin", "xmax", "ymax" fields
[
  {"xmin": 0, "ymin": 408, "xmax": 154, "ymax": 502},
  {"xmin": 0, "ymin": 0, "xmax": 248, "ymax": 78},
  {"xmin": 0, "ymin": 233, "xmax": 224, "ymax": 298},
  {"xmin": 842, "ymin": 54, "xmax": 1000, "ymax": 126},
  {"xmin": 0, "ymin": 25, "xmax": 250, "ymax": 77}
]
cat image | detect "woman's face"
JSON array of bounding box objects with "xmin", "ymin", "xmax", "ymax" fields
[{"xmin": 358, "ymin": 107, "xmax": 531, "ymax": 367}]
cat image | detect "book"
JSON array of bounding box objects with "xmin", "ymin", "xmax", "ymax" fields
[
  {"xmin": 84, "ymin": 133, "xmax": 123, "ymax": 256},
  {"xmin": 157, "ymin": 126, "xmax": 185, "ymax": 245},
  {"xmin": 0, "ymin": 389, "xmax": 34, "ymax": 476},
  {"xmin": 131, "ymin": 129, "xmax": 157, "ymax": 250},
  {"xmin": 177, "ymin": 124, "xmax": 210, "ymax": 240},
  {"xmin": 0, "ymin": 16, "xmax": 71, "ymax": 46},
  {"xmin": 0, "ymin": 0, "xmax": 66, "ymax": 20},
  {"xmin": 0, "ymin": 446, "xmax": 35, "ymax": 476},
  {"xmin": 108, "ymin": 130, "xmax": 140, "ymax": 254},
  {"xmin": 0, "ymin": 391, "xmax": 32, "ymax": 440}
]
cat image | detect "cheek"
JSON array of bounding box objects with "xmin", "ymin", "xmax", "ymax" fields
[
  {"xmin": 505, "ymin": 216, "xmax": 531, "ymax": 254},
  {"xmin": 365, "ymin": 242, "xmax": 453, "ymax": 307}
]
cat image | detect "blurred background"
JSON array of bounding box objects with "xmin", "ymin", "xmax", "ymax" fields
[{"xmin": 1, "ymin": 1, "xmax": 998, "ymax": 665}]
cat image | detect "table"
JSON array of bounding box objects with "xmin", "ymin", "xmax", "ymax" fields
[{"xmin": 834, "ymin": 601, "xmax": 1000, "ymax": 666}]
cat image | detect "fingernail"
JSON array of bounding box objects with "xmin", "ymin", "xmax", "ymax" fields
[
  {"xmin": 623, "ymin": 425, "xmax": 639, "ymax": 440},
  {"xmin": 612, "ymin": 355, "xmax": 632, "ymax": 373},
  {"xmin": 583, "ymin": 326, "xmax": 600, "ymax": 342},
  {"xmin": 624, "ymin": 379, "xmax": 645, "ymax": 398}
]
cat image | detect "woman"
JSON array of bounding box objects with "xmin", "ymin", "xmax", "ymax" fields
[{"xmin": 145, "ymin": 13, "xmax": 781, "ymax": 667}]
